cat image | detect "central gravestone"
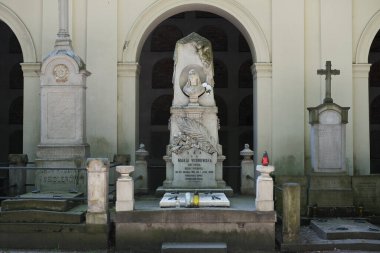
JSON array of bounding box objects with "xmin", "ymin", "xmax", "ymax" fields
[{"xmin": 157, "ymin": 33, "xmax": 232, "ymax": 196}]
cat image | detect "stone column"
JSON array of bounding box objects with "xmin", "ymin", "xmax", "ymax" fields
[
  {"xmin": 8, "ymin": 154, "xmax": 28, "ymax": 196},
  {"xmin": 135, "ymin": 144, "xmax": 148, "ymax": 193},
  {"xmin": 86, "ymin": 158, "xmax": 109, "ymax": 224},
  {"xmin": 163, "ymin": 155, "xmax": 173, "ymax": 187},
  {"xmin": 21, "ymin": 63, "xmax": 41, "ymax": 162},
  {"xmin": 117, "ymin": 62, "xmax": 140, "ymax": 165},
  {"xmin": 116, "ymin": 165, "xmax": 135, "ymax": 211},
  {"xmin": 253, "ymin": 63, "xmax": 272, "ymax": 166},
  {"xmin": 240, "ymin": 144, "xmax": 254, "ymax": 195},
  {"xmin": 353, "ymin": 64, "xmax": 371, "ymax": 175},
  {"xmin": 255, "ymin": 165, "xmax": 274, "ymax": 211},
  {"xmin": 282, "ymin": 183, "xmax": 300, "ymax": 243},
  {"xmin": 216, "ymin": 155, "xmax": 226, "ymax": 188}
]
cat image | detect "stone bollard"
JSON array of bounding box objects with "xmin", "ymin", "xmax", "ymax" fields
[
  {"xmin": 8, "ymin": 154, "xmax": 28, "ymax": 196},
  {"xmin": 116, "ymin": 165, "xmax": 135, "ymax": 211},
  {"xmin": 282, "ymin": 183, "xmax": 300, "ymax": 243},
  {"xmin": 135, "ymin": 144, "xmax": 148, "ymax": 193},
  {"xmin": 111, "ymin": 154, "xmax": 130, "ymax": 192},
  {"xmin": 255, "ymin": 165, "xmax": 274, "ymax": 211},
  {"xmin": 240, "ymin": 144, "xmax": 254, "ymax": 195},
  {"xmin": 86, "ymin": 158, "xmax": 109, "ymax": 224}
]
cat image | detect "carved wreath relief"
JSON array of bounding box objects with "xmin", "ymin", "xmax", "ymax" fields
[
  {"xmin": 53, "ymin": 64, "xmax": 69, "ymax": 83},
  {"xmin": 169, "ymin": 116, "xmax": 221, "ymax": 155}
]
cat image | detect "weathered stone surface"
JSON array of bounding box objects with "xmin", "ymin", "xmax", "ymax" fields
[
  {"xmin": 311, "ymin": 218, "xmax": 380, "ymax": 240},
  {"xmin": 275, "ymin": 176, "xmax": 307, "ymax": 216},
  {"xmin": 255, "ymin": 165, "xmax": 274, "ymax": 211},
  {"xmin": 116, "ymin": 165, "xmax": 134, "ymax": 211},
  {"xmin": 115, "ymin": 209, "xmax": 276, "ymax": 253},
  {"xmin": 352, "ymin": 175, "xmax": 380, "ymax": 214},
  {"xmin": 282, "ymin": 183, "xmax": 300, "ymax": 243},
  {"xmin": 159, "ymin": 192, "xmax": 230, "ymax": 208},
  {"xmin": 308, "ymin": 175, "xmax": 353, "ymax": 207},
  {"xmin": 0, "ymin": 223, "xmax": 109, "ymax": 250}
]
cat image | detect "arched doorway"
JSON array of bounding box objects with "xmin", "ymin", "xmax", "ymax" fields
[
  {"xmin": 0, "ymin": 20, "xmax": 23, "ymax": 164},
  {"xmin": 369, "ymin": 29, "xmax": 380, "ymax": 174},
  {"xmin": 138, "ymin": 11, "xmax": 254, "ymax": 192}
]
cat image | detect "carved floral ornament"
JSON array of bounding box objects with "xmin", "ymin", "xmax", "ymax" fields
[
  {"xmin": 53, "ymin": 64, "xmax": 69, "ymax": 83},
  {"xmin": 169, "ymin": 116, "xmax": 221, "ymax": 155}
]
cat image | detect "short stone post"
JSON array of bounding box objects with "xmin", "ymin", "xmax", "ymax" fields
[
  {"xmin": 86, "ymin": 158, "xmax": 109, "ymax": 224},
  {"xmin": 135, "ymin": 144, "xmax": 148, "ymax": 193},
  {"xmin": 282, "ymin": 183, "xmax": 300, "ymax": 243},
  {"xmin": 240, "ymin": 144, "xmax": 254, "ymax": 195},
  {"xmin": 111, "ymin": 154, "xmax": 130, "ymax": 191},
  {"xmin": 255, "ymin": 165, "xmax": 274, "ymax": 211},
  {"xmin": 8, "ymin": 154, "xmax": 28, "ymax": 196},
  {"xmin": 116, "ymin": 165, "xmax": 135, "ymax": 211}
]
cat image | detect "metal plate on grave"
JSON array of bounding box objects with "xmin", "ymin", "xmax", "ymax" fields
[{"xmin": 172, "ymin": 148, "xmax": 217, "ymax": 188}]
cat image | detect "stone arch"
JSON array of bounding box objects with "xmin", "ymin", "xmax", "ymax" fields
[
  {"xmin": 151, "ymin": 25, "xmax": 183, "ymax": 51},
  {"xmin": 151, "ymin": 94, "xmax": 173, "ymax": 125},
  {"xmin": 356, "ymin": 10, "xmax": 380, "ymax": 63},
  {"xmin": 0, "ymin": 3, "xmax": 37, "ymax": 63},
  {"xmin": 239, "ymin": 95, "xmax": 253, "ymax": 126},
  {"xmin": 123, "ymin": 0, "xmax": 270, "ymax": 63},
  {"xmin": 152, "ymin": 58, "xmax": 174, "ymax": 89},
  {"xmin": 197, "ymin": 25, "xmax": 228, "ymax": 51},
  {"xmin": 8, "ymin": 96, "xmax": 23, "ymax": 124}
]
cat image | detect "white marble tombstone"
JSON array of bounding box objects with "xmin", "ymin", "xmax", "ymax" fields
[
  {"xmin": 308, "ymin": 104, "xmax": 349, "ymax": 173},
  {"xmin": 35, "ymin": 49, "xmax": 90, "ymax": 192},
  {"xmin": 158, "ymin": 33, "xmax": 231, "ymax": 195}
]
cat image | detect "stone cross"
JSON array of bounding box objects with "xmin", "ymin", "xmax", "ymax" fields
[
  {"xmin": 317, "ymin": 61, "xmax": 340, "ymax": 103},
  {"xmin": 55, "ymin": 0, "xmax": 72, "ymax": 49}
]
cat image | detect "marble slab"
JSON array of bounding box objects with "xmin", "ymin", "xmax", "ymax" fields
[{"xmin": 159, "ymin": 192, "xmax": 230, "ymax": 208}]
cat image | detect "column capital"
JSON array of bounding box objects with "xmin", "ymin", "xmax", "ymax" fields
[
  {"xmin": 21, "ymin": 62, "xmax": 41, "ymax": 77},
  {"xmin": 353, "ymin": 63, "xmax": 371, "ymax": 78},
  {"xmin": 118, "ymin": 62, "xmax": 141, "ymax": 77},
  {"xmin": 253, "ymin": 62, "xmax": 272, "ymax": 78}
]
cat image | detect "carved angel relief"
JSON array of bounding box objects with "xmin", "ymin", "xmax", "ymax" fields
[{"xmin": 169, "ymin": 116, "xmax": 221, "ymax": 155}]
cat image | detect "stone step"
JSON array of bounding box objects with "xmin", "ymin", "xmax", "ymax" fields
[
  {"xmin": 311, "ymin": 218, "xmax": 380, "ymax": 240},
  {"xmin": 161, "ymin": 242, "xmax": 227, "ymax": 253},
  {"xmin": 1, "ymin": 192, "xmax": 83, "ymax": 212},
  {"xmin": 0, "ymin": 204, "xmax": 87, "ymax": 224},
  {"xmin": 280, "ymin": 225, "xmax": 380, "ymax": 252}
]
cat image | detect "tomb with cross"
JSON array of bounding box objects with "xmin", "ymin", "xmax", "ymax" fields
[{"xmin": 307, "ymin": 61, "xmax": 352, "ymax": 208}]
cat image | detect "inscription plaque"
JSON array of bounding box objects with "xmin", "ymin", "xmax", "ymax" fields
[{"xmin": 172, "ymin": 148, "xmax": 217, "ymax": 188}]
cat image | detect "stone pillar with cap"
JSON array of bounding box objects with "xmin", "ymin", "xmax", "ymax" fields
[
  {"xmin": 116, "ymin": 165, "xmax": 135, "ymax": 211},
  {"xmin": 8, "ymin": 154, "xmax": 28, "ymax": 196},
  {"xmin": 255, "ymin": 162, "xmax": 275, "ymax": 211},
  {"xmin": 240, "ymin": 144, "xmax": 255, "ymax": 195},
  {"xmin": 135, "ymin": 144, "xmax": 149, "ymax": 193},
  {"xmin": 86, "ymin": 158, "xmax": 109, "ymax": 224}
]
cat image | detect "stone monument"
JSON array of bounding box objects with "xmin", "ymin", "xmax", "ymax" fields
[
  {"xmin": 157, "ymin": 32, "xmax": 232, "ymax": 197},
  {"xmin": 307, "ymin": 61, "xmax": 353, "ymax": 208},
  {"xmin": 34, "ymin": 0, "xmax": 90, "ymax": 193}
]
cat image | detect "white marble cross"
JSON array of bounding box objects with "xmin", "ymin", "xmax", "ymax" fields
[{"xmin": 317, "ymin": 61, "xmax": 340, "ymax": 103}]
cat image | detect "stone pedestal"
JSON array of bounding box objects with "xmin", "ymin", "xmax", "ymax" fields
[
  {"xmin": 86, "ymin": 158, "xmax": 109, "ymax": 224},
  {"xmin": 135, "ymin": 144, "xmax": 148, "ymax": 193},
  {"xmin": 255, "ymin": 165, "xmax": 274, "ymax": 211},
  {"xmin": 240, "ymin": 144, "xmax": 254, "ymax": 195},
  {"xmin": 282, "ymin": 183, "xmax": 300, "ymax": 243},
  {"xmin": 116, "ymin": 165, "xmax": 134, "ymax": 211},
  {"xmin": 307, "ymin": 98, "xmax": 353, "ymax": 208},
  {"xmin": 158, "ymin": 33, "xmax": 231, "ymax": 195},
  {"xmin": 8, "ymin": 154, "xmax": 28, "ymax": 196}
]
